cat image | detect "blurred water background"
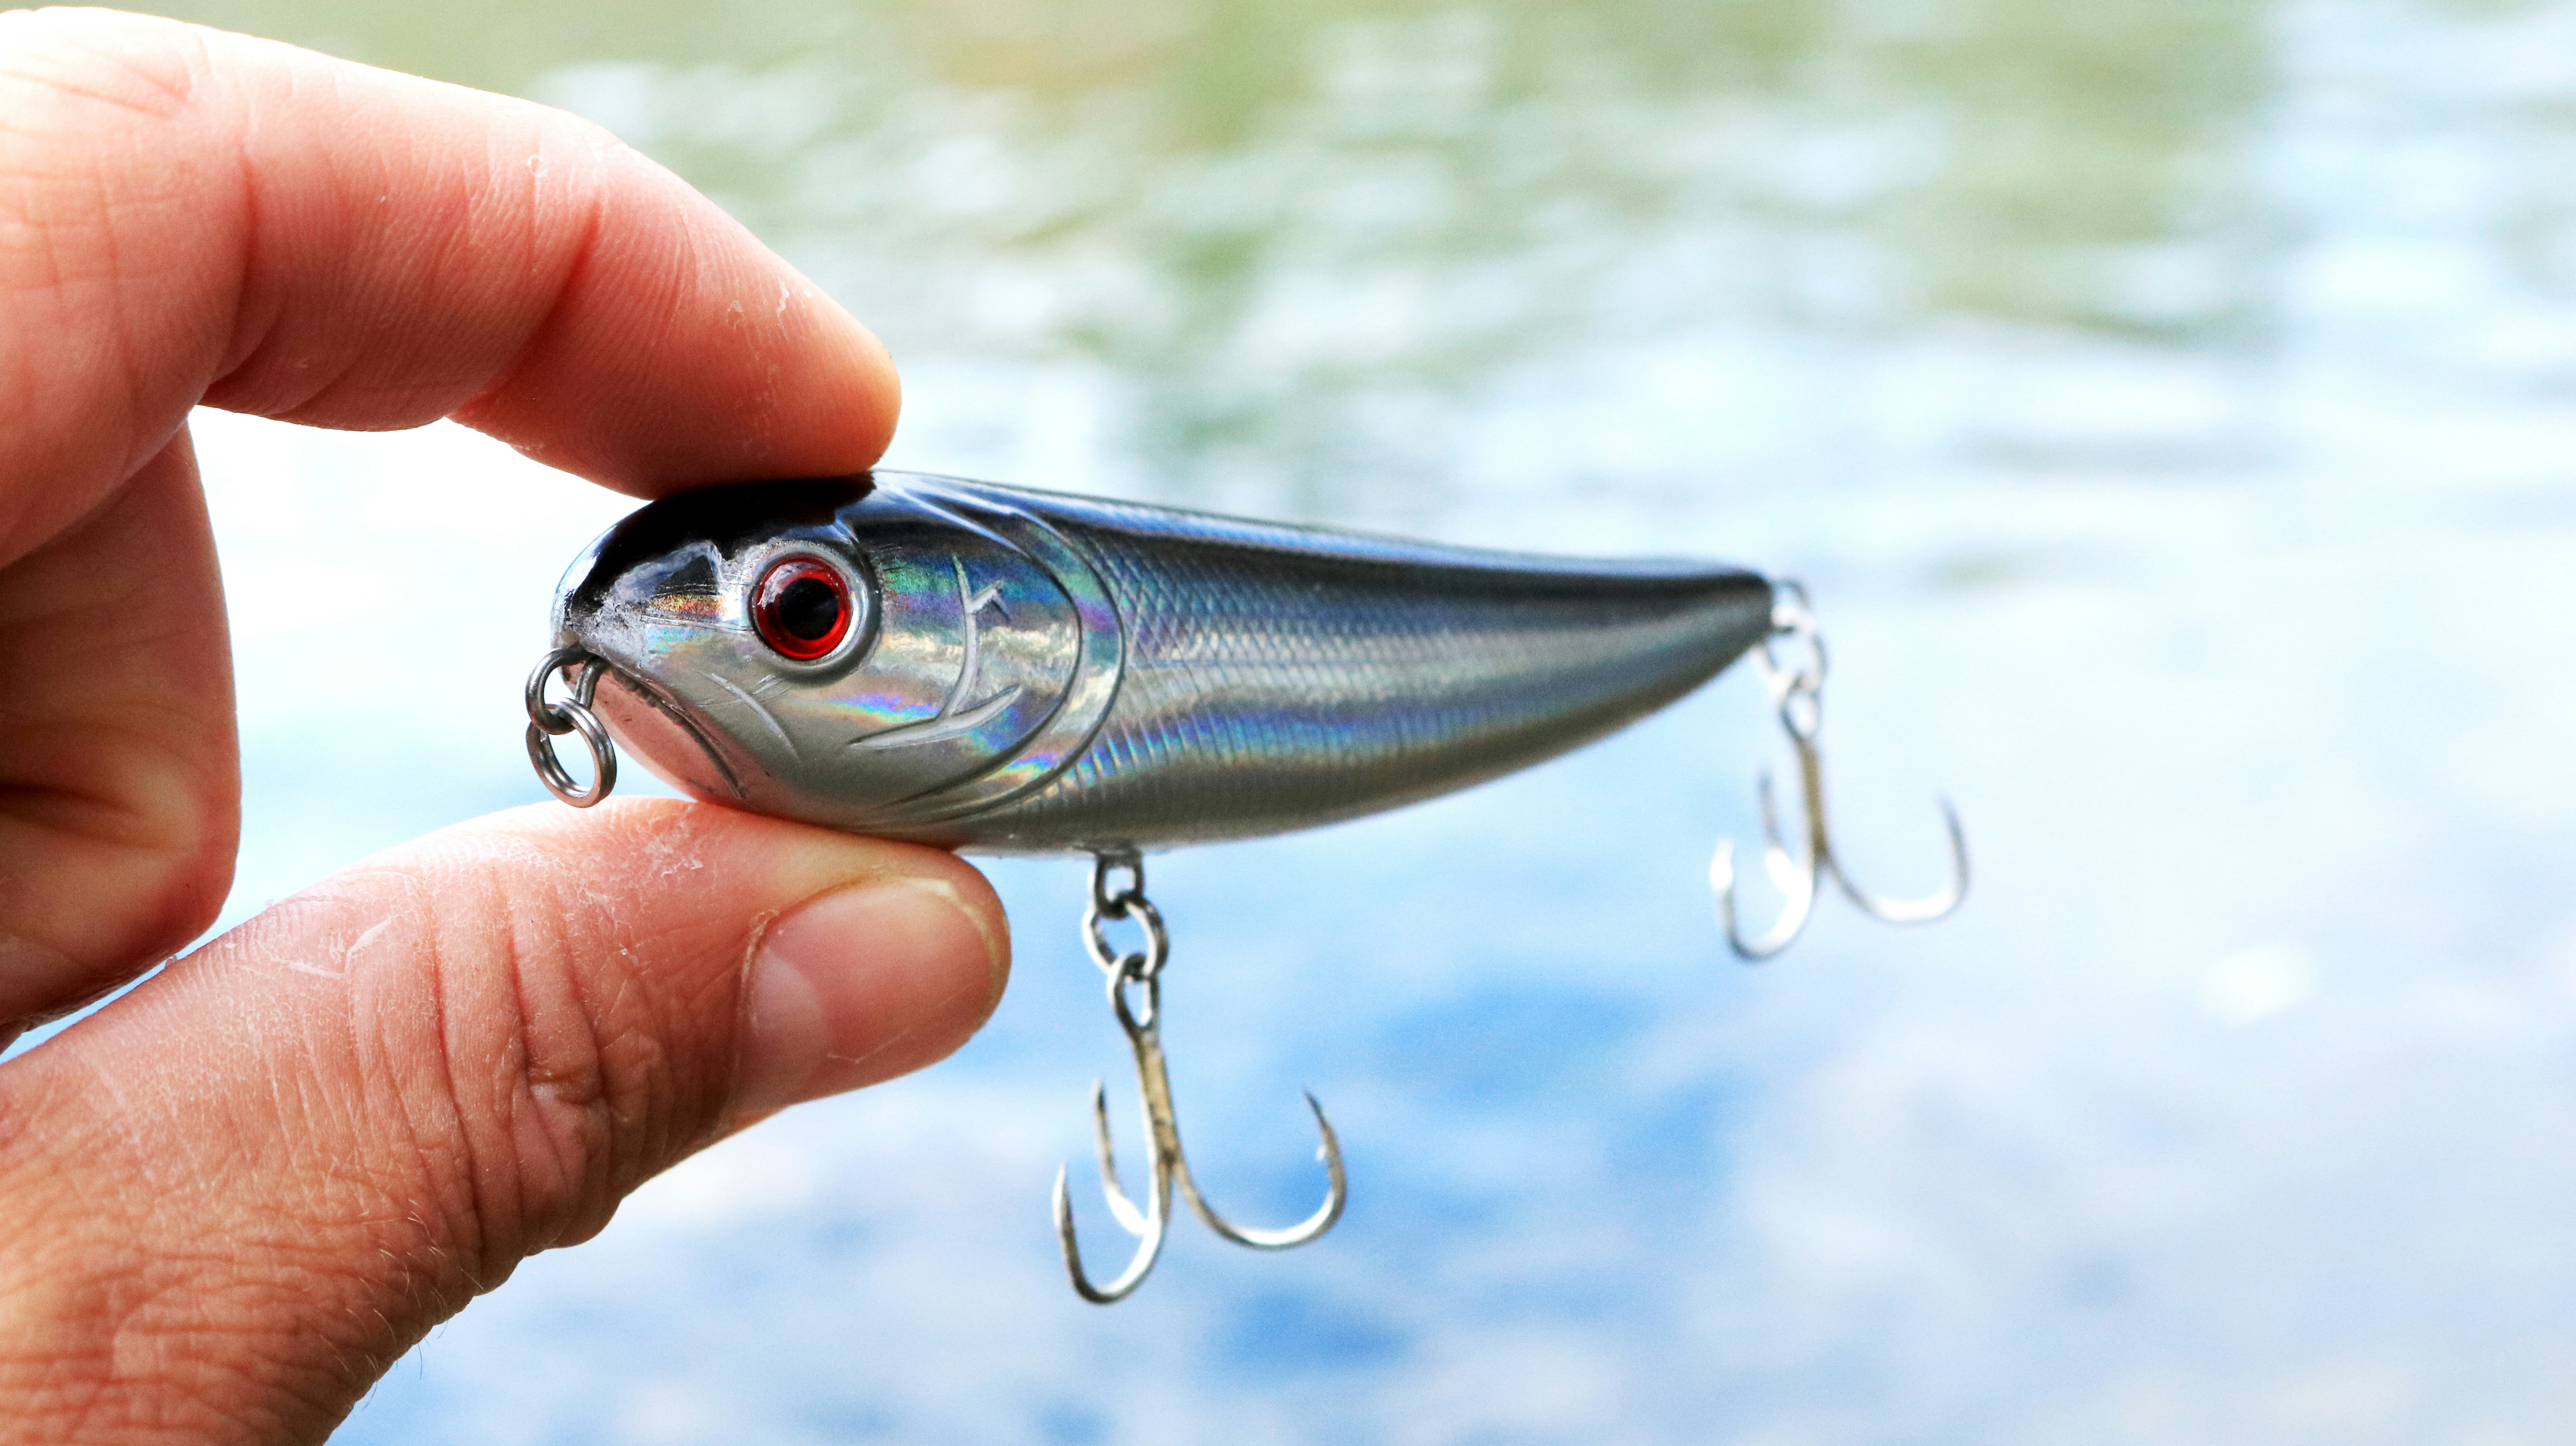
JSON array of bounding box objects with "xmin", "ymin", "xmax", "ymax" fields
[{"xmin": 64, "ymin": 0, "xmax": 2576, "ymax": 1438}]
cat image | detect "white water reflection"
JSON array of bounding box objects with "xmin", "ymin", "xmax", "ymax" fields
[{"xmin": 112, "ymin": 0, "xmax": 2576, "ymax": 1438}]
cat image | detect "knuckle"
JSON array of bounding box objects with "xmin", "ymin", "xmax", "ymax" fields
[
  {"xmin": 404, "ymin": 820, "xmax": 733, "ymax": 1265},
  {"xmin": 205, "ymin": 820, "xmax": 732, "ymax": 1290}
]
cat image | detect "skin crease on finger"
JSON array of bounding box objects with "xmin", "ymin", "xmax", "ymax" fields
[
  {"xmin": 0, "ymin": 801, "xmax": 1009, "ymax": 1443},
  {"xmin": 0, "ymin": 10, "xmax": 1016, "ymax": 1444}
]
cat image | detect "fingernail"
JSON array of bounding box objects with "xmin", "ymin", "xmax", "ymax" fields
[{"xmin": 731, "ymin": 878, "xmax": 1003, "ymax": 1123}]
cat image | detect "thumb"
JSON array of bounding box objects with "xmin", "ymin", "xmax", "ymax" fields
[{"xmin": 0, "ymin": 799, "xmax": 1007, "ymax": 1445}]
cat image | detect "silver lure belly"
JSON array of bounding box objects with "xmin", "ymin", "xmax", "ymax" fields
[{"xmin": 554, "ymin": 472, "xmax": 1774, "ymax": 851}]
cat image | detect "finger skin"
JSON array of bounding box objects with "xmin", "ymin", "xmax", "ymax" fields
[
  {"xmin": 0, "ymin": 5, "xmax": 899, "ymax": 562},
  {"xmin": 0, "ymin": 7, "xmax": 901, "ymax": 1023},
  {"xmin": 0, "ymin": 433, "xmax": 237, "ymax": 1025},
  {"xmin": 0, "ymin": 800, "xmax": 1009, "ymax": 1445}
]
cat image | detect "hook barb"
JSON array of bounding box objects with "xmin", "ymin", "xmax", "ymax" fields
[
  {"xmin": 1054, "ymin": 1156, "xmax": 1167, "ymax": 1306},
  {"xmin": 1713, "ymin": 759, "xmax": 1966, "ymax": 962},
  {"xmin": 1175, "ymin": 1090, "xmax": 1346, "ymax": 1250},
  {"xmin": 1826, "ymin": 793, "xmax": 1969, "ymax": 925},
  {"xmin": 1712, "ymin": 832, "xmax": 1818, "ymax": 963}
]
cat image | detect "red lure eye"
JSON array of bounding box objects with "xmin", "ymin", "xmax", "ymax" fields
[{"xmin": 751, "ymin": 557, "xmax": 854, "ymax": 661}]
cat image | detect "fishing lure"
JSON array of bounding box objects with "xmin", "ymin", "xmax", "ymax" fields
[{"xmin": 524, "ymin": 471, "xmax": 1965, "ymax": 1301}]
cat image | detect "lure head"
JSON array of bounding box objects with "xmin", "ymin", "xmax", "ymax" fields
[{"xmin": 553, "ymin": 474, "xmax": 1108, "ymax": 840}]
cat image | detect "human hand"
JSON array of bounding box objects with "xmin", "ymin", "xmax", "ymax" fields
[{"xmin": 0, "ymin": 9, "xmax": 1010, "ymax": 1440}]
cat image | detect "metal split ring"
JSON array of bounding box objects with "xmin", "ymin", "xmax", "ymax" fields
[
  {"xmin": 524, "ymin": 645, "xmax": 618, "ymax": 807},
  {"xmin": 1756, "ymin": 579, "xmax": 1826, "ymax": 740},
  {"xmin": 1084, "ymin": 896, "xmax": 1168, "ymax": 977},
  {"xmin": 1084, "ymin": 848, "xmax": 1169, "ymax": 1030}
]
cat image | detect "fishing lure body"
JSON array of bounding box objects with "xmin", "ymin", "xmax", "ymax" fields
[
  {"xmin": 553, "ymin": 472, "xmax": 1775, "ymax": 851},
  {"xmin": 533, "ymin": 468, "xmax": 1962, "ymax": 1305}
]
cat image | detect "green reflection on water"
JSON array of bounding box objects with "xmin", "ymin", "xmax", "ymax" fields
[{"xmin": 146, "ymin": 0, "xmax": 2269, "ymax": 505}]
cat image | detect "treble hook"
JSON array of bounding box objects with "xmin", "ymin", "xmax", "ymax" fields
[
  {"xmin": 1053, "ymin": 849, "xmax": 1347, "ymax": 1304},
  {"xmin": 1712, "ymin": 581, "xmax": 1968, "ymax": 962}
]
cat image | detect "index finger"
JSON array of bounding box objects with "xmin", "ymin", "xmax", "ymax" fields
[{"xmin": 0, "ymin": 6, "xmax": 898, "ymax": 564}]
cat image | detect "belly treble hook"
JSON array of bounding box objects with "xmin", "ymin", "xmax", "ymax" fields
[{"xmin": 1053, "ymin": 849, "xmax": 1347, "ymax": 1303}]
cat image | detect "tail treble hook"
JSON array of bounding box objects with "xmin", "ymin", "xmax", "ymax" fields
[
  {"xmin": 1712, "ymin": 581, "xmax": 1968, "ymax": 962},
  {"xmin": 1054, "ymin": 849, "xmax": 1346, "ymax": 1304}
]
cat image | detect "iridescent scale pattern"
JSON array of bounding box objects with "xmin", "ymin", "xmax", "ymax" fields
[{"xmin": 957, "ymin": 483, "xmax": 1774, "ymax": 850}]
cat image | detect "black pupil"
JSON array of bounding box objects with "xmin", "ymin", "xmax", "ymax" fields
[{"xmin": 775, "ymin": 575, "xmax": 841, "ymax": 641}]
